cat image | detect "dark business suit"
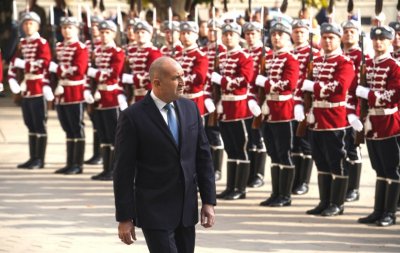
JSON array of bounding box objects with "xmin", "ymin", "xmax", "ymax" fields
[{"xmin": 113, "ymin": 91, "xmax": 216, "ymax": 252}]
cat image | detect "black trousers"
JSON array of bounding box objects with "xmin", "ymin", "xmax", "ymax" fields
[
  {"xmin": 56, "ymin": 103, "xmax": 85, "ymax": 139},
  {"xmin": 220, "ymin": 118, "xmax": 252, "ymax": 161},
  {"xmin": 344, "ymin": 127, "xmax": 361, "ymax": 162},
  {"xmin": 292, "ymin": 121, "xmax": 312, "ymax": 156},
  {"xmin": 249, "ymin": 127, "xmax": 266, "ymax": 151},
  {"xmin": 310, "ymin": 129, "xmax": 347, "ymax": 175},
  {"xmin": 367, "ymin": 137, "xmax": 400, "ymax": 180},
  {"xmin": 142, "ymin": 224, "xmax": 195, "ymax": 253},
  {"xmin": 94, "ymin": 108, "xmax": 119, "ymax": 145},
  {"xmin": 204, "ymin": 115, "xmax": 223, "ymax": 149},
  {"xmin": 21, "ymin": 96, "xmax": 47, "ymax": 134},
  {"xmin": 263, "ymin": 121, "xmax": 293, "ymax": 167}
]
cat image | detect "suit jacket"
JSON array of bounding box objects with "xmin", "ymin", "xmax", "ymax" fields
[{"xmin": 113, "ymin": 91, "xmax": 216, "ymax": 230}]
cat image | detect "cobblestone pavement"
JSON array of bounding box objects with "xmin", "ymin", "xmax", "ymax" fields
[{"xmin": 0, "ymin": 97, "xmax": 399, "ymax": 253}]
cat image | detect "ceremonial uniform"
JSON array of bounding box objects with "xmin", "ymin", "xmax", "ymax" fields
[
  {"xmin": 159, "ymin": 20, "xmax": 183, "ymax": 59},
  {"xmin": 8, "ymin": 12, "xmax": 51, "ymax": 170},
  {"xmin": 160, "ymin": 42, "xmax": 183, "ymax": 58}
]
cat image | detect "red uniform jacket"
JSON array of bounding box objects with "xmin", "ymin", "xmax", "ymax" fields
[
  {"xmin": 8, "ymin": 33, "xmax": 51, "ymax": 98},
  {"xmin": 160, "ymin": 42, "xmax": 183, "ymax": 59},
  {"xmin": 259, "ymin": 49, "xmax": 299, "ymax": 122},
  {"xmin": 218, "ymin": 46, "xmax": 254, "ymax": 121},
  {"xmin": 179, "ymin": 45, "xmax": 208, "ymax": 115},
  {"xmin": 93, "ymin": 42, "xmax": 125, "ymax": 109},
  {"xmin": 126, "ymin": 43, "xmax": 162, "ymax": 101},
  {"xmin": 364, "ymin": 54, "xmax": 400, "ymax": 139},
  {"xmin": 309, "ymin": 50, "xmax": 355, "ymax": 130},
  {"xmin": 53, "ymin": 40, "xmax": 89, "ymax": 104}
]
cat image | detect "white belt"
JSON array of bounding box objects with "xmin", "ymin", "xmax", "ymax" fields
[
  {"xmin": 369, "ymin": 107, "xmax": 398, "ymax": 116},
  {"xmin": 59, "ymin": 79, "xmax": 86, "ymax": 86},
  {"xmin": 97, "ymin": 84, "xmax": 122, "ymax": 91},
  {"xmin": 134, "ymin": 88, "xmax": 147, "ymax": 96},
  {"xmin": 266, "ymin": 94, "xmax": 293, "ymax": 101},
  {"xmin": 25, "ymin": 74, "xmax": 43, "ymax": 80},
  {"xmin": 313, "ymin": 101, "xmax": 346, "ymax": 108},
  {"xmin": 221, "ymin": 94, "xmax": 247, "ymax": 101},
  {"xmin": 183, "ymin": 91, "xmax": 204, "ymax": 99}
]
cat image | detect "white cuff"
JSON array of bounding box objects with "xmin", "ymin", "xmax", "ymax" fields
[
  {"xmin": 294, "ymin": 104, "xmax": 305, "ymax": 122},
  {"xmin": 255, "ymin": 75, "xmax": 268, "ymax": 88},
  {"xmin": 356, "ymin": 86, "xmax": 370, "ymax": 99},
  {"xmin": 301, "ymin": 80, "xmax": 314, "ymax": 92},
  {"xmin": 0, "ymin": 83, "xmax": 4, "ymax": 92},
  {"xmin": 49, "ymin": 62, "xmax": 59, "ymax": 73},
  {"xmin": 42, "ymin": 85, "xmax": 54, "ymax": 101},
  {"xmin": 84, "ymin": 90, "xmax": 95, "ymax": 104},
  {"xmin": 8, "ymin": 78, "xmax": 21, "ymax": 94},
  {"xmin": 204, "ymin": 98, "xmax": 216, "ymax": 113},
  {"xmin": 14, "ymin": 58, "xmax": 26, "ymax": 69},
  {"xmin": 211, "ymin": 72, "xmax": 222, "ymax": 85},
  {"xmin": 87, "ymin": 67, "xmax": 98, "ymax": 78},
  {"xmin": 122, "ymin": 73, "xmax": 134, "ymax": 84},
  {"xmin": 94, "ymin": 90, "xmax": 101, "ymax": 101},
  {"xmin": 348, "ymin": 113, "xmax": 363, "ymax": 132},
  {"xmin": 248, "ymin": 99, "xmax": 261, "ymax": 117},
  {"xmin": 117, "ymin": 94, "xmax": 128, "ymax": 111}
]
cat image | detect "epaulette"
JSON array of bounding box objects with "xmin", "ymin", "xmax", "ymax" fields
[
  {"xmin": 115, "ymin": 47, "xmax": 122, "ymax": 52},
  {"xmin": 39, "ymin": 37, "xmax": 47, "ymax": 44},
  {"xmin": 78, "ymin": 41, "xmax": 86, "ymax": 49}
]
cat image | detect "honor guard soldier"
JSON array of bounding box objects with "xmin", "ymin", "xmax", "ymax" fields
[
  {"xmin": 178, "ymin": 21, "xmax": 209, "ymax": 115},
  {"xmin": 291, "ymin": 19, "xmax": 320, "ymax": 195},
  {"xmin": 243, "ymin": 21, "xmax": 272, "ymax": 188},
  {"xmin": 84, "ymin": 15, "xmax": 104, "ymax": 166},
  {"xmin": 211, "ymin": 22, "xmax": 254, "ymax": 200},
  {"xmin": 255, "ymin": 21, "xmax": 299, "ymax": 207},
  {"xmin": 48, "ymin": 17, "xmax": 89, "ymax": 174},
  {"xmin": 341, "ymin": 19, "xmax": 368, "ymax": 202},
  {"xmin": 202, "ymin": 18, "xmax": 226, "ymax": 181},
  {"xmin": 126, "ymin": 18, "xmax": 139, "ymax": 46},
  {"xmin": 121, "ymin": 20, "xmax": 162, "ymax": 102},
  {"xmin": 87, "ymin": 20, "xmax": 126, "ymax": 180},
  {"xmin": 301, "ymin": 23, "xmax": 356, "ymax": 216},
  {"xmin": 8, "ymin": 12, "xmax": 52, "ymax": 169},
  {"xmin": 389, "ymin": 21, "xmax": 400, "ymax": 61},
  {"xmin": 160, "ymin": 20, "xmax": 183, "ymax": 58},
  {"xmin": 356, "ymin": 26, "xmax": 400, "ymax": 226}
]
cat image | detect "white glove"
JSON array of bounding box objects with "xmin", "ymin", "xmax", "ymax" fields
[
  {"xmin": 49, "ymin": 62, "xmax": 59, "ymax": 73},
  {"xmin": 211, "ymin": 72, "xmax": 222, "ymax": 85},
  {"xmin": 122, "ymin": 73, "xmax": 134, "ymax": 84},
  {"xmin": 356, "ymin": 86, "xmax": 370, "ymax": 99},
  {"xmin": 0, "ymin": 83, "xmax": 3, "ymax": 92},
  {"xmin": 204, "ymin": 98, "xmax": 216, "ymax": 113},
  {"xmin": 84, "ymin": 90, "xmax": 95, "ymax": 104},
  {"xmin": 248, "ymin": 99, "xmax": 261, "ymax": 117},
  {"xmin": 294, "ymin": 104, "xmax": 305, "ymax": 122},
  {"xmin": 255, "ymin": 75, "xmax": 268, "ymax": 87},
  {"xmin": 87, "ymin": 67, "xmax": 98, "ymax": 78},
  {"xmin": 347, "ymin": 113, "xmax": 363, "ymax": 132},
  {"xmin": 14, "ymin": 58, "xmax": 26, "ymax": 69},
  {"xmin": 117, "ymin": 94, "xmax": 128, "ymax": 111},
  {"xmin": 8, "ymin": 78, "xmax": 21, "ymax": 94},
  {"xmin": 94, "ymin": 90, "xmax": 101, "ymax": 101},
  {"xmin": 42, "ymin": 85, "xmax": 54, "ymax": 101},
  {"xmin": 301, "ymin": 80, "xmax": 314, "ymax": 92}
]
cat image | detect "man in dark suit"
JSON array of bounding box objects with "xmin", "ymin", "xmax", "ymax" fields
[{"xmin": 113, "ymin": 57, "xmax": 216, "ymax": 253}]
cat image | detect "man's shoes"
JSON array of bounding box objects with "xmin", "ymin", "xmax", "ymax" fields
[
  {"xmin": 63, "ymin": 166, "xmax": 83, "ymax": 175},
  {"xmin": 224, "ymin": 191, "xmax": 246, "ymax": 200},
  {"xmin": 27, "ymin": 159, "xmax": 44, "ymax": 169},
  {"xmin": 269, "ymin": 196, "xmax": 291, "ymax": 207},
  {"xmin": 259, "ymin": 195, "xmax": 277, "ymax": 206},
  {"xmin": 248, "ymin": 177, "xmax": 264, "ymax": 188},
  {"xmin": 292, "ymin": 183, "xmax": 309, "ymax": 195},
  {"xmin": 321, "ymin": 204, "xmax": 344, "ymax": 216},
  {"xmin": 92, "ymin": 171, "xmax": 113, "ymax": 181},
  {"xmin": 306, "ymin": 201, "xmax": 329, "ymax": 215},
  {"xmin": 17, "ymin": 158, "xmax": 34, "ymax": 169},
  {"xmin": 345, "ymin": 189, "xmax": 360, "ymax": 202},
  {"xmin": 376, "ymin": 212, "xmax": 396, "ymax": 227},
  {"xmin": 84, "ymin": 155, "xmax": 103, "ymax": 165},
  {"xmin": 358, "ymin": 211, "xmax": 382, "ymax": 224}
]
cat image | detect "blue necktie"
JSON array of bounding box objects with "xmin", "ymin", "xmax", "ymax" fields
[{"xmin": 164, "ymin": 103, "xmax": 179, "ymax": 145}]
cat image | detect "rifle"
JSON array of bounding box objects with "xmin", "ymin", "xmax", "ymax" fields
[
  {"xmin": 207, "ymin": 8, "xmax": 221, "ymax": 127},
  {"xmin": 12, "ymin": 0, "xmax": 23, "ymax": 105},
  {"xmin": 152, "ymin": 8, "xmax": 158, "ymax": 47},
  {"xmin": 86, "ymin": 5, "xmax": 98, "ymax": 114},
  {"xmin": 48, "ymin": 4, "xmax": 58, "ymax": 109},
  {"xmin": 251, "ymin": 6, "xmax": 266, "ymax": 129},
  {"xmin": 168, "ymin": 4, "xmax": 175, "ymax": 56}
]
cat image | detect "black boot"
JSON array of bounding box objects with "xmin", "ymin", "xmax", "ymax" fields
[
  {"xmin": 225, "ymin": 162, "xmax": 250, "ymax": 200},
  {"xmin": 96, "ymin": 146, "xmax": 114, "ymax": 181},
  {"xmin": 212, "ymin": 148, "xmax": 224, "ymax": 181},
  {"xmin": 64, "ymin": 140, "xmax": 85, "ymax": 175},
  {"xmin": 217, "ymin": 161, "xmax": 236, "ymax": 199},
  {"xmin": 260, "ymin": 165, "xmax": 280, "ymax": 206},
  {"xmin": 247, "ymin": 150, "xmax": 257, "ymax": 186},
  {"xmin": 291, "ymin": 154, "xmax": 303, "ymax": 193},
  {"xmin": 358, "ymin": 179, "xmax": 386, "ymax": 224},
  {"xmin": 377, "ymin": 181, "xmax": 400, "ymax": 227},
  {"xmin": 345, "ymin": 161, "xmax": 362, "ymax": 202},
  {"xmin": 17, "ymin": 134, "xmax": 36, "ymax": 169},
  {"xmin": 84, "ymin": 131, "xmax": 103, "ymax": 165},
  {"xmin": 321, "ymin": 176, "xmax": 348, "ymax": 216},
  {"xmin": 92, "ymin": 145, "xmax": 111, "ymax": 180},
  {"xmin": 55, "ymin": 140, "xmax": 74, "ymax": 174},
  {"xmin": 248, "ymin": 151, "xmax": 266, "ymax": 188},
  {"xmin": 28, "ymin": 135, "xmax": 46, "ymax": 169},
  {"xmin": 270, "ymin": 167, "xmax": 295, "ymax": 207},
  {"xmin": 306, "ymin": 173, "xmax": 331, "ymax": 215},
  {"xmin": 293, "ymin": 156, "xmax": 313, "ymax": 195}
]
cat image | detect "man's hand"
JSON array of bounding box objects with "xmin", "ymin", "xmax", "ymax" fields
[
  {"xmin": 118, "ymin": 220, "xmax": 136, "ymax": 245},
  {"xmin": 201, "ymin": 204, "xmax": 215, "ymax": 228}
]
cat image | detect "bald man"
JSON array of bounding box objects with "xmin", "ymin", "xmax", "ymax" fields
[{"xmin": 113, "ymin": 57, "xmax": 216, "ymax": 253}]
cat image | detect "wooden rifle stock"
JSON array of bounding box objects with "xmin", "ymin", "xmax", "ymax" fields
[
  {"xmin": 354, "ymin": 63, "xmax": 367, "ymax": 145},
  {"xmin": 251, "ymin": 51, "xmax": 266, "ymax": 129},
  {"xmin": 207, "ymin": 56, "xmax": 221, "ymax": 127},
  {"xmin": 295, "ymin": 61, "xmax": 313, "ymax": 137}
]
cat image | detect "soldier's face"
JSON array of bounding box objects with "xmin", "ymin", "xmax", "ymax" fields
[
  {"xmin": 134, "ymin": 29, "xmax": 152, "ymax": 45},
  {"xmin": 222, "ymin": 31, "xmax": 240, "ymax": 49},
  {"xmin": 291, "ymin": 28, "xmax": 308, "ymax": 45},
  {"xmin": 244, "ymin": 30, "xmax": 261, "ymax": 47},
  {"xmin": 393, "ymin": 31, "xmax": 400, "ymax": 48},
  {"xmin": 341, "ymin": 28, "xmax": 359, "ymax": 45},
  {"xmin": 321, "ymin": 33, "xmax": 341, "ymax": 53},
  {"xmin": 207, "ymin": 28, "xmax": 221, "ymax": 42},
  {"xmin": 61, "ymin": 25, "xmax": 79, "ymax": 41},
  {"xmin": 271, "ymin": 31, "xmax": 290, "ymax": 50},
  {"xmin": 180, "ymin": 31, "xmax": 198, "ymax": 47},
  {"xmin": 373, "ymin": 37, "xmax": 392, "ymax": 55},
  {"xmin": 92, "ymin": 24, "xmax": 100, "ymax": 37},
  {"xmin": 22, "ymin": 20, "xmax": 39, "ymax": 36},
  {"xmin": 127, "ymin": 26, "xmax": 135, "ymax": 42},
  {"xmin": 100, "ymin": 29, "xmax": 116, "ymax": 44}
]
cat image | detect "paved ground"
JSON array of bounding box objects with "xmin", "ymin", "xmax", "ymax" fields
[{"xmin": 0, "ymin": 96, "xmax": 399, "ymax": 253}]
